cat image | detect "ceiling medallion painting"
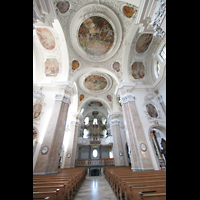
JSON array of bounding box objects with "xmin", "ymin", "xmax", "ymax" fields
[
  {"xmin": 45, "ymin": 58, "xmax": 59, "ymax": 77},
  {"xmin": 72, "ymin": 60, "xmax": 79, "ymax": 71},
  {"xmin": 84, "ymin": 75, "xmax": 107, "ymax": 91},
  {"xmin": 146, "ymin": 104, "xmax": 158, "ymax": 118},
  {"xmin": 113, "ymin": 62, "xmax": 120, "ymax": 72},
  {"xmin": 135, "ymin": 34, "xmax": 153, "ymax": 53},
  {"xmin": 36, "ymin": 28, "xmax": 55, "ymax": 50},
  {"xmin": 56, "ymin": 1, "xmax": 70, "ymax": 14},
  {"xmin": 131, "ymin": 62, "xmax": 145, "ymax": 79},
  {"xmin": 123, "ymin": 6, "xmax": 135, "ymax": 18},
  {"xmin": 78, "ymin": 16, "xmax": 114, "ymax": 56}
]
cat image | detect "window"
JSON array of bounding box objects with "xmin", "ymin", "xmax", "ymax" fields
[
  {"xmin": 93, "ymin": 149, "xmax": 98, "ymax": 157},
  {"xmin": 159, "ymin": 44, "xmax": 166, "ymax": 61},
  {"xmin": 84, "ymin": 117, "xmax": 89, "ymax": 125},
  {"xmin": 157, "ymin": 61, "xmax": 161, "ymax": 77},
  {"xmin": 93, "ymin": 118, "xmax": 98, "ymax": 125},
  {"xmin": 83, "ymin": 129, "xmax": 89, "ymax": 138},
  {"xmin": 102, "ymin": 117, "xmax": 106, "ymax": 125}
]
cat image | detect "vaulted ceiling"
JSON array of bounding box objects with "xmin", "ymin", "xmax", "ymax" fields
[{"xmin": 33, "ymin": 0, "xmax": 166, "ymax": 118}]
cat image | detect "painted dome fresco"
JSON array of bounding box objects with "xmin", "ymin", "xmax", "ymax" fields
[
  {"xmin": 84, "ymin": 75, "xmax": 107, "ymax": 91},
  {"xmin": 78, "ymin": 16, "xmax": 114, "ymax": 56}
]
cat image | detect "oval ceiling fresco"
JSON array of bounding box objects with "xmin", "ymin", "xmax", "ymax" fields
[
  {"xmin": 36, "ymin": 28, "xmax": 56, "ymax": 50},
  {"xmin": 84, "ymin": 75, "xmax": 107, "ymax": 91},
  {"xmin": 135, "ymin": 34, "xmax": 153, "ymax": 53},
  {"xmin": 56, "ymin": 1, "xmax": 70, "ymax": 13},
  {"xmin": 78, "ymin": 16, "xmax": 114, "ymax": 56}
]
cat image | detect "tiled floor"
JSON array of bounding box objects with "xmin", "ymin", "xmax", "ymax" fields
[{"xmin": 74, "ymin": 175, "xmax": 117, "ymax": 200}]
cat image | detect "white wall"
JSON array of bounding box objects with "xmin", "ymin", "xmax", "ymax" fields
[
  {"xmin": 101, "ymin": 146, "xmax": 109, "ymax": 158},
  {"xmin": 80, "ymin": 146, "xmax": 90, "ymax": 159}
]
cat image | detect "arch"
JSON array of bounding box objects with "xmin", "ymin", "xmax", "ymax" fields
[
  {"xmin": 148, "ymin": 124, "xmax": 166, "ymax": 139},
  {"xmin": 80, "ymin": 96, "xmax": 111, "ymax": 116},
  {"xmin": 148, "ymin": 124, "xmax": 166, "ymax": 169},
  {"xmin": 70, "ymin": 67, "xmax": 120, "ymax": 85},
  {"xmin": 121, "ymin": 24, "xmax": 139, "ymax": 81}
]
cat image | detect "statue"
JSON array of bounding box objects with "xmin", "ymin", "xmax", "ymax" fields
[{"xmin": 160, "ymin": 138, "xmax": 166, "ymax": 159}]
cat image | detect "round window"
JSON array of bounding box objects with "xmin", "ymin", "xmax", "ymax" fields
[{"xmin": 93, "ymin": 149, "xmax": 98, "ymax": 158}]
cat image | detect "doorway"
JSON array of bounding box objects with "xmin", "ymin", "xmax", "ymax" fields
[{"xmin": 91, "ymin": 169, "xmax": 100, "ymax": 176}]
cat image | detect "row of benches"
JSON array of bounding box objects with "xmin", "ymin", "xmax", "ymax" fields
[
  {"xmin": 104, "ymin": 166, "xmax": 166, "ymax": 200},
  {"xmin": 33, "ymin": 167, "xmax": 87, "ymax": 200}
]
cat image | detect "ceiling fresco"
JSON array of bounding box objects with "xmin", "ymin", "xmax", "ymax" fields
[
  {"xmin": 113, "ymin": 62, "xmax": 120, "ymax": 72},
  {"xmin": 135, "ymin": 34, "xmax": 153, "ymax": 53},
  {"xmin": 123, "ymin": 6, "xmax": 135, "ymax": 18},
  {"xmin": 131, "ymin": 62, "xmax": 145, "ymax": 79},
  {"xmin": 56, "ymin": 1, "xmax": 70, "ymax": 13},
  {"xmin": 72, "ymin": 60, "xmax": 79, "ymax": 71},
  {"xmin": 146, "ymin": 104, "xmax": 158, "ymax": 118},
  {"xmin": 36, "ymin": 28, "xmax": 56, "ymax": 50},
  {"xmin": 84, "ymin": 75, "xmax": 107, "ymax": 91},
  {"xmin": 88, "ymin": 101, "xmax": 103, "ymax": 107},
  {"xmin": 45, "ymin": 58, "xmax": 59, "ymax": 77},
  {"xmin": 78, "ymin": 16, "xmax": 114, "ymax": 56}
]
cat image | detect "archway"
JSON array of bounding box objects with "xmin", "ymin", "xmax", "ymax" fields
[{"xmin": 148, "ymin": 124, "xmax": 166, "ymax": 170}]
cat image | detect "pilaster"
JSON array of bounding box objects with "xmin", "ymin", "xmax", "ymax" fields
[
  {"xmin": 115, "ymin": 83, "xmax": 154, "ymax": 171},
  {"xmin": 64, "ymin": 113, "xmax": 81, "ymax": 168},
  {"xmin": 34, "ymin": 84, "xmax": 76, "ymax": 174},
  {"xmin": 108, "ymin": 112, "xmax": 125, "ymax": 166}
]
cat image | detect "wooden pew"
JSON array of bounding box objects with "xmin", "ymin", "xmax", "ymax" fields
[
  {"xmin": 33, "ymin": 185, "xmax": 65, "ymax": 200},
  {"xmin": 104, "ymin": 166, "xmax": 166, "ymax": 200},
  {"xmin": 139, "ymin": 192, "xmax": 166, "ymax": 200},
  {"xmin": 33, "ymin": 167, "xmax": 87, "ymax": 200},
  {"xmin": 121, "ymin": 180, "xmax": 166, "ymax": 200},
  {"xmin": 129, "ymin": 185, "xmax": 166, "ymax": 200},
  {"xmin": 33, "ymin": 189, "xmax": 59, "ymax": 200}
]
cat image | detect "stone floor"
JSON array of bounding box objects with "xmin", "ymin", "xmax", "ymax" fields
[{"xmin": 74, "ymin": 175, "xmax": 117, "ymax": 200}]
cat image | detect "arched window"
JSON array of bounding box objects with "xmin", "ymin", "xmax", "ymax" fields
[
  {"xmin": 159, "ymin": 44, "xmax": 166, "ymax": 61},
  {"xmin": 83, "ymin": 128, "xmax": 89, "ymax": 138},
  {"xmin": 102, "ymin": 117, "xmax": 106, "ymax": 125},
  {"xmin": 93, "ymin": 118, "xmax": 98, "ymax": 125},
  {"xmin": 93, "ymin": 149, "xmax": 98, "ymax": 157},
  {"xmin": 84, "ymin": 117, "xmax": 89, "ymax": 125},
  {"xmin": 156, "ymin": 61, "xmax": 161, "ymax": 77}
]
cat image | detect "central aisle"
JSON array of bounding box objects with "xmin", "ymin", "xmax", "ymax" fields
[{"xmin": 74, "ymin": 175, "xmax": 117, "ymax": 200}]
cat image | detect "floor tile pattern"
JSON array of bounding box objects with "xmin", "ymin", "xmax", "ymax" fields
[{"xmin": 74, "ymin": 175, "xmax": 117, "ymax": 200}]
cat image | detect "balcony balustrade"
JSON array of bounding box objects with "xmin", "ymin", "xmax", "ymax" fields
[{"xmin": 75, "ymin": 158, "xmax": 115, "ymax": 167}]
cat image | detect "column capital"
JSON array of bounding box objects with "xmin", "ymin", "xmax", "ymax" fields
[
  {"xmin": 108, "ymin": 111, "xmax": 122, "ymax": 120},
  {"xmin": 119, "ymin": 93, "xmax": 135, "ymax": 105},
  {"xmin": 55, "ymin": 93, "xmax": 71, "ymax": 104},
  {"xmin": 115, "ymin": 82, "xmax": 135, "ymax": 97},
  {"xmin": 110, "ymin": 119, "xmax": 120, "ymax": 127},
  {"xmin": 55, "ymin": 82, "xmax": 77, "ymax": 103}
]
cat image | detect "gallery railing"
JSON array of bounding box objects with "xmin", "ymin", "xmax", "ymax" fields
[{"xmin": 75, "ymin": 158, "xmax": 115, "ymax": 167}]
